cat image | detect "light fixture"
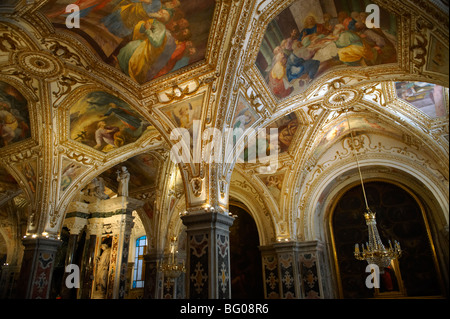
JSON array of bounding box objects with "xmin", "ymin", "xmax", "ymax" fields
[
  {"xmin": 342, "ymin": 108, "xmax": 402, "ymax": 272},
  {"xmin": 160, "ymin": 237, "xmax": 186, "ymax": 279}
]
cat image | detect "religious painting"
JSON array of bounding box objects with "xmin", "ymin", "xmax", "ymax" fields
[
  {"xmin": 41, "ymin": 0, "xmax": 216, "ymax": 84},
  {"xmin": 255, "ymin": 0, "xmax": 398, "ymax": 99},
  {"xmin": 161, "ymin": 93, "xmax": 203, "ymax": 132},
  {"xmin": 231, "ymin": 96, "xmax": 259, "ymax": 133},
  {"xmin": 60, "ymin": 159, "xmax": 84, "ymax": 192},
  {"xmin": 395, "ymin": 82, "xmax": 448, "ymax": 118},
  {"xmin": 20, "ymin": 160, "xmax": 38, "ymax": 194},
  {"xmin": 426, "ymin": 36, "xmax": 449, "ymax": 75},
  {"xmin": 230, "ymin": 95, "xmax": 260, "ymax": 154},
  {"xmin": 100, "ymin": 152, "xmax": 160, "ymax": 192},
  {"xmin": 239, "ymin": 112, "xmax": 299, "ymax": 163},
  {"xmin": 313, "ymin": 116, "xmax": 392, "ymax": 158},
  {"xmin": 0, "ymin": 81, "xmax": 31, "ymax": 148},
  {"xmin": 269, "ymin": 112, "xmax": 299, "ymax": 153},
  {"xmin": 69, "ymin": 91, "xmax": 153, "ymax": 152},
  {"xmin": 260, "ymin": 171, "xmax": 285, "ymax": 204}
]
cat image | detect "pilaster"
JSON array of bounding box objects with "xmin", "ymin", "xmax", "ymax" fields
[
  {"xmin": 16, "ymin": 237, "xmax": 62, "ymax": 299},
  {"xmin": 181, "ymin": 211, "xmax": 234, "ymax": 299},
  {"xmin": 259, "ymin": 240, "xmax": 333, "ymax": 299},
  {"xmin": 143, "ymin": 251, "xmax": 164, "ymax": 299}
]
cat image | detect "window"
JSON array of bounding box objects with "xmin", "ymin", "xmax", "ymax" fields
[{"xmin": 132, "ymin": 236, "xmax": 147, "ymax": 289}]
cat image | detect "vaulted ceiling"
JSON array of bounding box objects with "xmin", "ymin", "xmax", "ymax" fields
[{"xmin": 0, "ymin": 0, "xmax": 448, "ymax": 243}]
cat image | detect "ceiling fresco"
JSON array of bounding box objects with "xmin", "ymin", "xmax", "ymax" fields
[
  {"xmin": 395, "ymin": 82, "xmax": 448, "ymax": 119},
  {"xmin": 100, "ymin": 152, "xmax": 161, "ymax": 191},
  {"xmin": 41, "ymin": 0, "xmax": 216, "ymax": 84},
  {"xmin": 255, "ymin": 0, "xmax": 397, "ymax": 100},
  {"xmin": 312, "ymin": 116, "xmax": 397, "ymax": 158},
  {"xmin": 69, "ymin": 90, "xmax": 155, "ymax": 152},
  {"xmin": 239, "ymin": 111, "xmax": 299, "ymax": 163},
  {"xmin": 0, "ymin": 166, "xmax": 18, "ymax": 193},
  {"xmin": 0, "ymin": 81, "xmax": 31, "ymax": 148}
]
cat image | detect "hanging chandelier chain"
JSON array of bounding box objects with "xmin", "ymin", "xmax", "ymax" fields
[
  {"xmin": 344, "ymin": 107, "xmax": 370, "ymax": 211},
  {"xmin": 342, "ymin": 106, "xmax": 402, "ymax": 271}
]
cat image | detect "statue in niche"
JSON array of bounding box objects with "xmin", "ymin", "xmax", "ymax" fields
[
  {"xmin": 116, "ymin": 166, "xmax": 130, "ymax": 197},
  {"xmin": 94, "ymin": 240, "xmax": 112, "ymax": 298}
]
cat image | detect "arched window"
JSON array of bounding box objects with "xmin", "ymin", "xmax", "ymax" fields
[{"xmin": 132, "ymin": 236, "xmax": 147, "ymax": 288}]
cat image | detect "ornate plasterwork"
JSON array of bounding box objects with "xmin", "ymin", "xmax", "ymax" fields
[
  {"xmin": 0, "ymin": 0, "xmax": 448, "ymax": 249},
  {"xmin": 294, "ymin": 131, "xmax": 449, "ymax": 240}
]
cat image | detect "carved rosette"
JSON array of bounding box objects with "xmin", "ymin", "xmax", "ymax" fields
[
  {"xmin": 13, "ymin": 51, "xmax": 63, "ymax": 80},
  {"xmin": 322, "ymin": 88, "xmax": 363, "ymax": 111}
]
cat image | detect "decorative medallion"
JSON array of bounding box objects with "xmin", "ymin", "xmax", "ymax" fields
[
  {"xmin": 13, "ymin": 51, "xmax": 63, "ymax": 80},
  {"xmin": 322, "ymin": 88, "xmax": 362, "ymax": 110}
]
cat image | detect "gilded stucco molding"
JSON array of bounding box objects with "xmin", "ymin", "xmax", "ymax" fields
[{"xmin": 295, "ymin": 132, "xmax": 448, "ymax": 239}]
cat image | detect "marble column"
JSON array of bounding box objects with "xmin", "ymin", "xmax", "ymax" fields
[
  {"xmin": 297, "ymin": 240, "xmax": 334, "ymax": 299},
  {"xmin": 259, "ymin": 242, "xmax": 301, "ymax": 299},
  {"xmin": 181, "ymin": 210, "xmax": 234, "ymax": 299},
  {"xmin": 143, "ymin": 251, "xmax": 164, "ymax": 299},
  {"xmin": 15, "ymin": 237, "xmax": 62, "ymax": 299},
  {"xmin": 259, "ymin": 240, "xmax": 333, "ymax": 299}
]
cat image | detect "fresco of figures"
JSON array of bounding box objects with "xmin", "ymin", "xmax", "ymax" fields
[
  {"xmin": 239, "ymin": 112, "xmax": 299, "ymax": 163},
  {"xmin": 100, "ymin": 152, "xmax": 160, "ymax": 191},
  {"xmin": 395, "ymin": 82, "xmax": 447, "ymax": 118},
  {"xmin": 42, "ymin": 0, "xmax": 216, "ymax": 84},
  {"xmin": 256, "ymin": 0, "xmax": 398, "ymax": 99},
  {"xmin": 69, "ymin": 91, "xmax": 153, "ymax": 152},
  {"xmin": 0, "ymin": 81, "xmax": 31, "ymax": 148}
]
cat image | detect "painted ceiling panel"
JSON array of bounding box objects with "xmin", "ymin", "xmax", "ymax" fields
[
  {"xmin": 256, "ymin": 0, "xmax": 398, "ymax": 100},
  {"xmin": 41, "ymin": 0, "xmax": 216, "ymax": 84}
]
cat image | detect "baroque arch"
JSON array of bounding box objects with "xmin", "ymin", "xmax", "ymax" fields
[{"xmin": 0, "ymin": 0, "xmax": 448, "ymax": 300}]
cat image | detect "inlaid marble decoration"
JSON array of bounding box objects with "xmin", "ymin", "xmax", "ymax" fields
[
  {"xmin": 189, "ymin": 233, "xmax": 208, "ymax": 298},
  {"xmin": 262, "ymin": 254, "xmax": 279, "ymax": 299},
  {"xmin": 299, "ymin": 253, "xmax": 321, "ymax": 299},
  {"xmin": 217, "ymin": 234, "xmax": 230, "ymax": 298}
]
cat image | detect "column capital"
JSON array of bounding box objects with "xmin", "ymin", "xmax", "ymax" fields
[
  {"xmin": 21, "ymin": 237, "xmax": 63, "ymax": 250},
  {"xmin": 181, "ymin": 211, "xmax": 234, "ymax": 230}
]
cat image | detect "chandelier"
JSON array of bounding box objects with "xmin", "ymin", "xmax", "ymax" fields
[
  {"xmin": 354, "ymin": 210, "xmax": 402, "ymax": 272},
  {"xmin": 341, "ymin": 108, "xmax": 402, "ymax": 272},
  {"xmin": 160, "ymin": 237, "xmax": 186, "ymax": 279}
]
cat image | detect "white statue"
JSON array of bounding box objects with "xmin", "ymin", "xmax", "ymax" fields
[
  {"xmin": 116, "ymin": 166, "xmax": 130, "ymax": 197},
  {"xmin": 95, "ymin": 243, "xmax": 111, "ymax": 296}
]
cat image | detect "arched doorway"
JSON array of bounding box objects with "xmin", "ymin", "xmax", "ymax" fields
[
  {"xmin": 331, "ymin": 181, "xmax": 444, "ymax": 298},
  {"xmin": 229, "ymin": 204, "xmax": 264, "ymax": 299}
]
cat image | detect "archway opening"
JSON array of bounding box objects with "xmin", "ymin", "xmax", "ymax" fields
[
  {"xmin": 331, "ymin": 181, "xmax": 444, "ymax": 298},
  {"xmin": 229, "ymin": 204, "xmax": 264, "ymax": 299}
]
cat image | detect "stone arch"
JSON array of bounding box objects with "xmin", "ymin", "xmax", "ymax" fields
[
  {"xmin": 229, "ymin": 168, "xmax": 276, "ymax": 246},
  {"xmin": 300, "ymin": 158, "xmax": 448, "ymax": 295},
  {"xmin": 328, "ymin": 178, "xmax": 447, "ymax": 297}
]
